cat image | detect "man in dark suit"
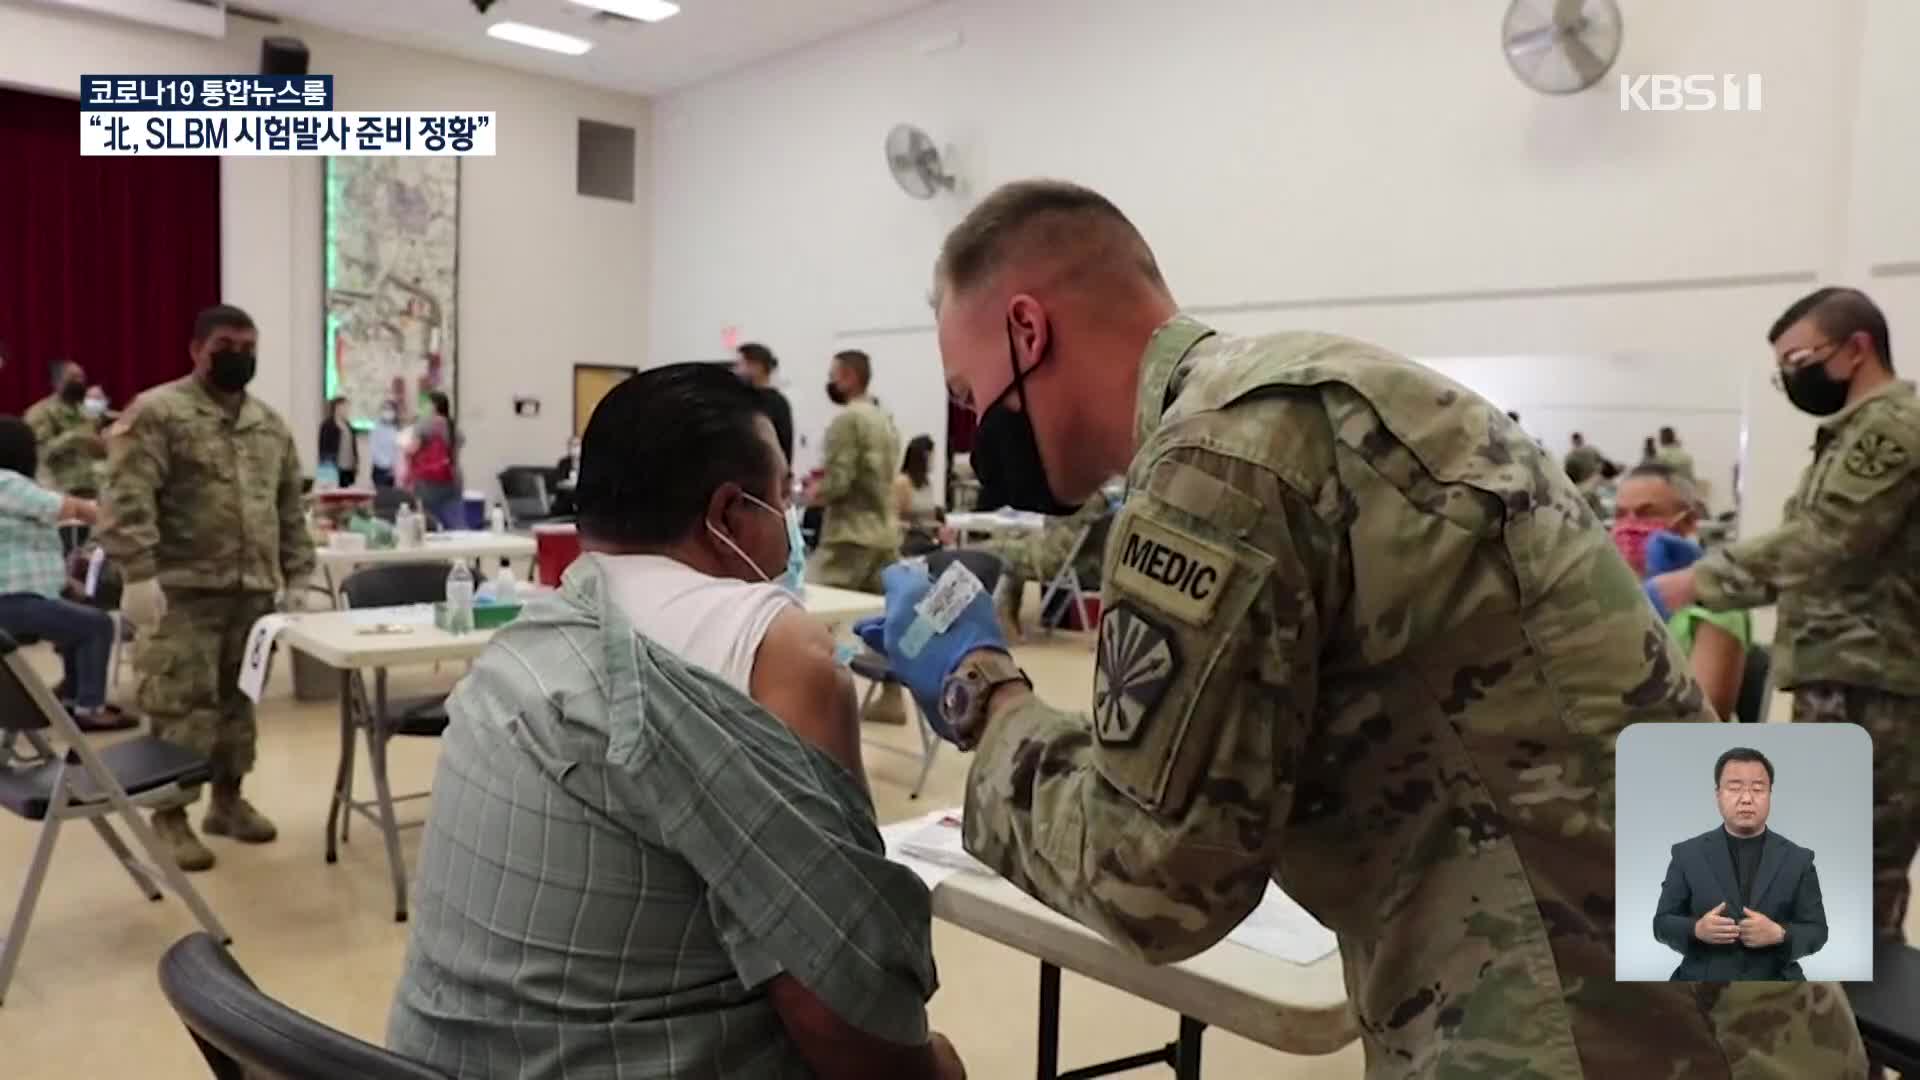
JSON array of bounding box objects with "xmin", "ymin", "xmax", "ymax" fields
[
  {"xmin": 734, "ymin": 343, "xmax": 794, "ymax": 466},
  {"xmin": 1653, "ymin": 747, "xmax": 1829, "ymax": 980}
]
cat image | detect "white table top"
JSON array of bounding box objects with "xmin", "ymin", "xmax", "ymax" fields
[
  {"xmin": 946, "ymin": 510, "xmax": 1048, "ymax": 534},
  {"xmin": 933, "ymin": 870, "xmax": 1355, "ymax": 1056},
  {"xmin": 280, "ymin": 583, "xmax": 884, "ymax": 670},
  {"xmin": 314, "ymin": 531, "xmax": 537, "ymax": 569}
]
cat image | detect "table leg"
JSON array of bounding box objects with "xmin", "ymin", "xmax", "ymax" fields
[
  {"xmin": 1174, "ymin": 1017, "xmax": 1206, "ymax": 1080},
  {"xmin": 368, "ymin": 667, "xmax": 410, "ymax": 922},
  {"xmin": 1038, "ymin": 960, "xmax": 1061, "ymax": 1080},
  {"xmin": 324, "ymin": 669, "xmax": 355, "ymax": 862}
]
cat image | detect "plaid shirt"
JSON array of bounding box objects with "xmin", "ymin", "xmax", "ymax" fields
[
  {"xmin": 388, "ymin": 555, "xmax": 936, "ymax": 1079},
  {"xmin": 0, "ymin": 469, "xmax": 67, "ymax": 598}
]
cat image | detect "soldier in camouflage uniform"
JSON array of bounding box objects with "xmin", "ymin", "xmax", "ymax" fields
[
  {"xmin": 985, "ymin": 492, "xmax": 1110, "ymax": 636},
  {"xmin": 98, "ymin": 304, "xmax": 315, "ymax": 872},
  {"xmin": 809, "ymin": 349, "xmax": 902, "ymax": 592},
  {"xmin": 887, "ymin": 181, "xmax": 1865, "ymax": 1078},
  {"xmin": 24, "ymin": 359, "xmax": 107, "ymax": 494},
  {"xmin": 1653, "ymin": 286, "xmax": 1920, "ymax": 945}
]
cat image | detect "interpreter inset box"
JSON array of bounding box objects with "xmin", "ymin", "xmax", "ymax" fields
[{"xmin": 1614, "ymin": 722, "xmax": 1873, "ymax": 982}]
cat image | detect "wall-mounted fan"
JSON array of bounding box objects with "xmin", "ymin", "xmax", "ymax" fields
[
  {"xmin": 885, "ymin": 123, "xmax": 956, "ymax": 200},
  {"xmin": 1502, "ymin": 0, "xmax": 1623, "ymax": 95}
]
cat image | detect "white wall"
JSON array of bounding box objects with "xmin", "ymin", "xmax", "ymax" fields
[
  {"xmin": 0, "ymin": 2, "xmax": 652, "ymax": 499},
  {"xmin": 651, "ymin": 0, "xmax": 1916, "ymax": 570}
]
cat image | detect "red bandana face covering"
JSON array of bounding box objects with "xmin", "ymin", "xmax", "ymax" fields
[{"xmin": 1611, "ymin": 518, "xmax": 1673, "ymax": 577}]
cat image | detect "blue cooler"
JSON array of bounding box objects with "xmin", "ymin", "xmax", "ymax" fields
[{"xmin": 462, "ymin": 492, "xmax": 487, "ymax": 530}]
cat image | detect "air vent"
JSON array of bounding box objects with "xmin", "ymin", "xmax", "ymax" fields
[{"xmin": 578, "ymin": 119, "xmax": 636, "ymax": 203}]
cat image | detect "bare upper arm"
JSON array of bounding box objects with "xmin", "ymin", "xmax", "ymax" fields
[
  {"xmin": 1688, "ymin": 618, "xmax": 1746, "ymax": 721},
  {"xmin": 749, "ymin": 609, "xmax": 865, "ymax": 785}
]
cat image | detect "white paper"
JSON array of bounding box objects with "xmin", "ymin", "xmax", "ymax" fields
[
  {"xmin": 237, "ymin": 614, "xmax": 292, "ymax": 703},
  {"xmin": 881, "ymin": 808, "xmax": 990, "ymax": 889},
  {"xmin": 345, "ymin": 604, "xmax": 437, "ymax": 627},
  {"xmin": 1225, "ymin": 883, "xmax": 1338, "ymax": 965}
]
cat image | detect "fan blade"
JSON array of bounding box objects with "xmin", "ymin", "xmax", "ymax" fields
[
  {"xmin": 1552, "ymin": 0, "xmax": 1586, "ymax": 31},
  {"xmin": 1563, "ymin": 31, "xmax": 1607, "ymax": 87}
]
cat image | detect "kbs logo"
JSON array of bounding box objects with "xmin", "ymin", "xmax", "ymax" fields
[{"xmin": 1618, "ymin": 74, "xmax": 1763, "ymax": 112}]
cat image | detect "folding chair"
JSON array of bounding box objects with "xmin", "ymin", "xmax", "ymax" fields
[
  {"xmin": 328, "ymin": 565, "xmax": 455, "ymax": 922},
  {"xmin": 0, "ymin": 629, "xmax": 229, "ymax": 1005},
  {"xmin": 159, "ymin": 932, "xmax": 450, "ymax": 1079},
  {"xmin": 1036, "ymin": 509, "xmax": 1114, "ymax": 634}
]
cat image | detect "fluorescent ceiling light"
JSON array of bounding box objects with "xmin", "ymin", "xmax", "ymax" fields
[
  {"xmin": 487, "ymin": 21, "xmax": 594, "ymax": 56},
  {"xmin": 570, "ymin": 0, "xmax": 681, "ymax": 22}
]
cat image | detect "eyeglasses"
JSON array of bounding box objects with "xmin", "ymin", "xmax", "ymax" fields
[{"xmin": 1771, "ymin": 340, "xmax": 1842, "ymax": 392}]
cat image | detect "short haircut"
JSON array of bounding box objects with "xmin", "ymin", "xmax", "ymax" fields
[
  {"xmin": 1571, "ymin": 432, "xmax": 1585, "ymax": 445},
  {"xmin": 574, "ymin": 362, "xmax": 778, "ymax": 548},
  {"xmin": 1565, "ymin": 456, "xmax": 1596, "ymax": 486},
  {"xmin": 1769, "ymin": 286, "xmax": 1893, "ymax": 372},
  {"xmin": 737, "ymin": 342, "xmax": 777, "ymax": 372},
  {"xmin": 329, "ymin": 395, "xmax": 348, "ymax": 410},
  {"xmin": 832, "ymin": 349, "xmax": 872, "ymax": 390},
  {"xmin": 1715, "ymin": 746, "xmax": 1774, "ymax": 786},
  {"xmin": 1506, "ymin": 411, "xmax": 1521, "ymax": 422},
  {"xmin": 935, "ymin": 179, "xmax": 1165, "ymax": 302},
  {"xmin": 0, "ymin": 416, "xmax": 36, "ymax": 477},
  {"xmin": 193, "ymin": 303, "xmax": 255, "ymax": 343},
  {"xmin": 1658, "ymin": 426, "xmax": 1677, "ymax": 445},
  {"xmin": 1625, "ymin": 462, "xmax": 1700, "ymax": 510}
]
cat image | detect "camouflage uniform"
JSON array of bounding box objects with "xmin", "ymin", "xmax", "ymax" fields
[
  {"xmin": 97, "ymin": 375, "xmax": 315, "ymax": 803},
  {"xmin": 811, "ymin": 397, "xmax": 901, "ymax": 593},
  {"xmin": 24, "ymin": 394, "xmax": 105, "ymax": 493},
  {"xmin": 963, "ymin": 317, "xmax": 1866, "ymax": 1078},
  {"xmin": 1654, "ymin": 444, "xmax": 1697, "ymax": 481},
  {"xmin": 987, "ymin": 493, "xmax": 1109, "ymax": 622},
  {"xmin": 1695, "ymin": 379, "xmax": 1920, "ymax": 939}
]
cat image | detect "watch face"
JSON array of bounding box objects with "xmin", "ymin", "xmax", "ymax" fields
[{"xmin": 941, "ymin": 676, "xmax": 973, "ymax": 725}]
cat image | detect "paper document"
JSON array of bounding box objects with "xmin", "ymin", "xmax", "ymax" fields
[
  {"xmin": 345, "ymin": 604, "xmax": 437, "ymax": 627},
  {"xmin": 1226, "ymin": 883, "xmax": 1338, "ymax": 965},
  {"xmin": 237, "ymin": 614, "xmax": 293, "ymax": 703},
  {"xmin": 881, "ymin": 809, "xmax": 991, "ymax": 889}
]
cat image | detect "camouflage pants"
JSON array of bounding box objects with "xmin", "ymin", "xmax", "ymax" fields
[
  {"xmin": 1793, "ymin": 683, "xmax": 1920, "ymax": 940},
  {"xmin": 138, "ymin": 589, "xmax": 279, "ymax": 807},
  {"xmin": 808, "ymin": 542, "xmax": 893, "ymax": 594}
]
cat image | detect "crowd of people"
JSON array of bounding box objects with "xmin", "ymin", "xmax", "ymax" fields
[{"xmin": 2, "ymin": 181, "xmax": 1916, "ymax": 1079}]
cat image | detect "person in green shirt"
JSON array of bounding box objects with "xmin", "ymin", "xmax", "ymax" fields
[{"xmin": 1612, "ymin": 463, "xmax": 1749, "ymax": 720}]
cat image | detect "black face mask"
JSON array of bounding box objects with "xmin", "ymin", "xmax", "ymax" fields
[
  {"xmin": 825, "ymin": 381, "xmax": 848, "ymax": 406},
  {"xmin": 59, "ymin": 381, "xmax": 86, "ymax": 405},
  {"xmin": 1783, "ymin": 361, "xmax": 1851, "ymax": 417},
  {"xmin": 972, "ymin": 322, "xmax": 1080, "ymax": 516},
  {"xmin": 208, "ymin": 348, "xmax": 257, "ymax": 393}
]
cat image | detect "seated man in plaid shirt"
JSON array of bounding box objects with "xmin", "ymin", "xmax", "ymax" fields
[
  {"xmin": 388, "ymin": 365, "xmax": 964, "ymax": 1080},
  {"xmin": 0, "ymin": 416, "xmax": 134, "ymax": 732}
]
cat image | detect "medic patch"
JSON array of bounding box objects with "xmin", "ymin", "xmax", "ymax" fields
[
  {"xmin": 1093, "ymin": 604, "xmax": 1179, "ymax": 747},
  {"xmin": 1108, "ymin": 513, "xmax": 1235, "ymax": 626},
  {"xmin": 1843, "ymin": 431, "xmax": 1910, "ymax": 480}
]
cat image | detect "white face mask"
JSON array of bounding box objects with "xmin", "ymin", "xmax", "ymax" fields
[
  {"xmin": 706, "ymin": 491, "xmax": 794, "ymax": 586},
  {"xmin": 83, "ymin": 397, "xmax": 108, "ymax": 417}
]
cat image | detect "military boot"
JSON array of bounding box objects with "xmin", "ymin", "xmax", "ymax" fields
[
  {"xmin": 151, "ymin": 808, "xmax": 214, "ymax": 872},
  {"xmin": 203, "ymin": 782, "xmax": 278, "ymax": 843}
]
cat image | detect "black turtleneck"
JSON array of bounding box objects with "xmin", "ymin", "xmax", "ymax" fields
[{"xmin": 1726, "ymin": 828, "xmax": 1765, "ymax": 904}]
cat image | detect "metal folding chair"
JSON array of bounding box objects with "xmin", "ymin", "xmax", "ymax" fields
[
  {"xmin": 0, "ymin": 630, "xmax": 228, "ymax": 1004},
  {"xmin": 329, "ymin": 565, "xmax": 454, "ymax": 922},
  {"xmin": 1036, "ymin": 509, "xmax": 1113, "ymax": 634}
]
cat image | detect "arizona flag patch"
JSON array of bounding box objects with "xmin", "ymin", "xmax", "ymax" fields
[{"xmin": 1093, "ymin": 604, "xmax": 1180, "ymax": 746}]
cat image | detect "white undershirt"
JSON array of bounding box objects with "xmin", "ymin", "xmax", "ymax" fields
[{"xmin": 596, "ymin": 553, "xmax": 797, "ymax": 694}]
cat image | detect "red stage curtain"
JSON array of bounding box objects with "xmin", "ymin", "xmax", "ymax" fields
[{"xmin": 0, "ymin": 86, "xmax": 220, "ymax": 416}]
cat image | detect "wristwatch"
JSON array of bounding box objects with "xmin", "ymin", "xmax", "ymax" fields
[{"xmin": 939, "ymin": 650, "xmax": 1031, "ymax": 749}]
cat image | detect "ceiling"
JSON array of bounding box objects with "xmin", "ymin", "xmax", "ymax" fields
[{"xmin": 234, "ymin": 0, "xmax": 937, "ymax": 96}]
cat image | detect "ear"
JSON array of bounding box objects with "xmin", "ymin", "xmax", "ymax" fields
[
  {"xmin": 704, "ymin": 481, "xmax": 744, "ymax": 532},
  {"xmin": 1007, "ymin": 294, "xmax": 1049, "ymax": 363}
]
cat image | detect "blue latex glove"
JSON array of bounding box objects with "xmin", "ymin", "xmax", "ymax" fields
[
  {"xmin": 853, "ymin": 562, "xmax": 1009, "ymax": 741},
  {"xmin": 1644, "ymin": 530, "xmax": 1704, "ymax": 576}
]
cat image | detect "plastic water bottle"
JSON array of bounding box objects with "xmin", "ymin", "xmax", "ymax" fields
[
  {"xmin": 488, "ymin": 501, "xmax": 507, "ymax": 533},
  {"xmin": 395, "ymin": 504, "xmax": 416, "ymax": 547},
  {"xmin": 493, "ymin": 559, "xmax": 518, "ymax": 604},
  {"xmin": 445, "ymin": 561, "xmax": 475, "ymax": 634}
]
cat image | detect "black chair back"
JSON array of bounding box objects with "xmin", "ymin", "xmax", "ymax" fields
[
  {"xmin": 158, "ymin": 933, "xmax": 450, "ymax": 1080},
  {"xmin": 925, "ymin": 549, "xmax": 1005, "ymax": 596},
  {"xmin": 1734, "ymin": 644, "xmax": 1772, "ymax": 723},
  {"xmin": 0, "ymin": 631, "xmax": 53, "ymax": 734},
  {"xmin": 371, "ymin": 487, "xmax": 420, "ymax": 523},
  {"xmin": 340, "ymin": 564, "xmax": 452, "ymax": 610}
]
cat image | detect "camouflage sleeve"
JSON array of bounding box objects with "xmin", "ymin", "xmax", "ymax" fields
[
  {"xmin": 278, "ymin": 428, "xmax": 316, "ymax": 584},
  {"xmin": 816, "ymin": 412, "xmax": 859, "ymax": 503},
  {"xmin": 1696, "ymin": 418, "xmax": 1919, "ymax": 609},
  {"xmin": 95, "ymin": 403, "xmax": 167, "ymax": 583},
  {"xmin": 963, "ymin": 446, "xmax": 1319, "ymax": 964}
]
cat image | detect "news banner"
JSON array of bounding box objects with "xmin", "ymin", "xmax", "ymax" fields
[{"xmin": 79, "ymin": 75, "xmax": 495, "ymax": 157}]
